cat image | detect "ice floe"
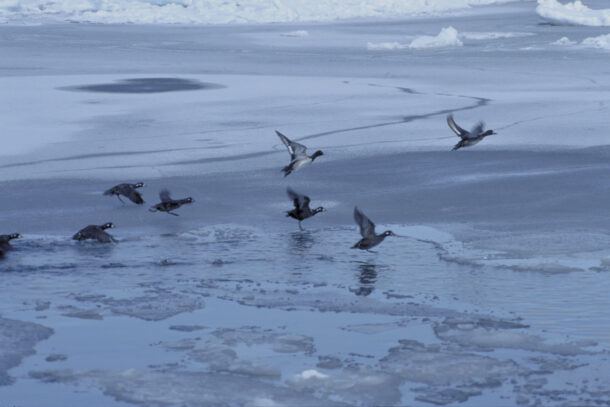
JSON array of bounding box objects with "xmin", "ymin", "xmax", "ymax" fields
[
  {"xmin": 552, "ymin": 36, "xmax": 577, "ymax": 45},
  {"xmin": 281, "ymin": 30, "xmax": 309, "ymax": 37},
  {"xmin": 460, "ymin": 31, "xmax": 534, "ymax": 40},
  {"xmin": 537, "ymin": 0, "xmax": 610, "ymax": 26},
  {"xmin": 0, "ymin": 0, "xmax": 522, "ymax": 25},
  {"xmin": 409, "ymin": 26, "xmax": 463, "ymax": 49},
  {"xmin": 368, "ymin": 26, "xmax": 463, "ymax": 51},
  {"xmin": 581, "ymin": 32, "xmax": 610, "ymax": 49},
  {"xmin": 0, "ymin": 318, "xmax": 53, "ymax": 385}
]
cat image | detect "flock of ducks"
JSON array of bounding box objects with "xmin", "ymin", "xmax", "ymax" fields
[{"xmin": 0, "ymin": 114, "xmax": 495, "ymax": 258}]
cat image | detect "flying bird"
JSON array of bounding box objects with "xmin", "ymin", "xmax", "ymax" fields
[
  {"xmin": 352, "ymin": 207, "xmax": 394, "ymax": 251},
  {"xmin": 104, "ymin": 182, "xmax": 145, "ymax": 204},
  {"xmin": 447, "ymin": 114, "xmax": 496, "ymax": 151},
  {"xmin": 285, "ymin": 187, "xmax": 325, "ymax": 230},
  {"xmin": 276, "ymin": 130, "xmax": 323, "ymax": 176},
  {"xmin": 149, "ymin": 189, "xmax": 193, "ymax": 216}
]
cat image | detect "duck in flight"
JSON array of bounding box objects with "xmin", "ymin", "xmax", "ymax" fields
[
  {"xmin": 73, "ymin": 223, "xmax": 116, "ymax": 243},
  {"xmin": 149, "ymin": 189, "xmax": 193, "ymax": 216},
  {"xmin": 447, "ymin": 114, "xmax": 496, "ymax": 151},
  {"xmin": 352, "ymin": 207, "xmax": 395, "ymax": 251},
  {"xmin": 104, "ymin": 182, "xmax": 145, "ymax": 205},
  {"xmin": 285, "ymin": 187, "xmax": 326, "ymax": 230},
  {"xmin": 276, "ymin": 130, "xmax": 323, "ymax": 176}
]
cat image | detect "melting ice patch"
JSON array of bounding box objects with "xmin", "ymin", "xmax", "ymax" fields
[
  {"xmin": 537, "ymin": 0, "xmax": 610, "ymax": 26},
  {"xmin": 1, "ymin": 0, "xmax": 522, "ymax": 24},
  {"xmin": 367, "ymin": 26, "xmax": 463, "ymax": 50},
  {"xmin": 0, "ymin": 318, "xmax": 53, "ymax": 385}
]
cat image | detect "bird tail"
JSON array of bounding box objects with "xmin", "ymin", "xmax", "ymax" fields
[{"xmin": 282, "ymin": 166, "xmax": 292, "ymax": 177}]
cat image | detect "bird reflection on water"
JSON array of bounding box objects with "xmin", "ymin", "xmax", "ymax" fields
[
  {"xmin": 290, "ymin": 230, "xmax": 315, "ymax": 251},
  {"xmin": 351, "ymin": 263, "xmax": 378, "ymax": 297}
]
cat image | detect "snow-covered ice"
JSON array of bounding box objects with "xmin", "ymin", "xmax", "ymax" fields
[
  {"xmin": 0, "ymin": 0, "xmax": 522, "ymax": 24},
  {"xmin": 581, "ymin": 32, "xmax": 610, "ymax": 49},
  {"xmin": 1, "ymin": 0, "xmax": 610, "ymax": 406},
  {"xmin": 537, "ymin": 0, "xmax": 610, "ymax": 26},
  {"xmin": 409, "ymin": 26, "xmax": 464, "ymax": 49},
  {"xmin": 368, "ymin": 26, "xmax": 463, "ymax": 50}
]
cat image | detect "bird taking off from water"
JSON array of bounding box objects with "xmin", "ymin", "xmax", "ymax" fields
[
  {"xmin": 285, "ymin": 187, "xmax": 325, "ymax": 230},
  {"xmin": 0, "ymin": 233, "xmax": 22, "ymax": 252},
  {"xmin": 276, "ymin": 130, "xmax": 323, "ymax": 176},
  {"xmin": 72, "ymin": 223, "xmax": 116, "ymax": 243},
  {"xmin": 351, "ymin": 207, "xmax": 395, "ymax": 251},
  {"xmin": 447, "ymin": 114, "xmax": 496, "ymax": 151}
]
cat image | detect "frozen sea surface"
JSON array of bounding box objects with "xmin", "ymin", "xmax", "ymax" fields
[{"xmin": 1, "ymin": 2, "xmax": 610, "ymax": 406}]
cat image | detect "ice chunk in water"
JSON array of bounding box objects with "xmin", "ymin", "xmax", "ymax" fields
[{"xmin": 0, "ymin": 317, "xmax": 53, "ymax": 385}]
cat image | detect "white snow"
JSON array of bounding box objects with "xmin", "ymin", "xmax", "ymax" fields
[
  {"xmin": 552, "ymin": 36, "xmax": 577, "ymax": 45},
  {"xmin": 581, "ymin": 32, "xmax": 610, "ymax": 49},
  {"xmin": 536, "ymin": 0, "xmax": 610, "ymax": 27},
  {"xmin": 0, "ymin": 0, "xmax": 521, "ymax": 25},
  {"xmin": 293, "ymin": 369, "xmax": 329, "ymax": 381},
  {"xmin": 368, "ymin": 26, "xmax": 463, "ymax": 51},
  {"xmin": 459, "ymin": 31, "xmax": 533, "ymax": 40},
  {"xmin": 367, "ymin": 41, "xmax": 409, "ymax": 50},
  {"xmin": 408, "ymin": 26, "xmax": 463, "ymax": 49},
  {"xmin": 281, "ymin": 30, "xmax": 309, "ymax": 37},
  {"xmin": 551, "ymin": 33, "xmax": 610, "ymax": 50}
]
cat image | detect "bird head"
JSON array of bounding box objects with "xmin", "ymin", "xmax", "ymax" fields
[
  {"xmin": 135, "ymin": 182, "xmax": 145, "ymax": 188},
  {"xmin": 102, "ymin": 222, "xmax": 115, "ymax": 230},
  {"xmin": 311, "ymin": 150, "xmax": 324, "ymax": 160},
  {"xmin": 383, "ymin": 230, "xmax": 395, "ymax": 237}
]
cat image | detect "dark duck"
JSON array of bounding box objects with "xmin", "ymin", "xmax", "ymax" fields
[
  {"xmin": 447, "ymin": 114, "xmax": 496, "ymax": 151},
  {"xmin": 352, "ymin": 207, "xmax": 395, "ymax": 251},
  {"xmin": 0, "ymin": 233, "xmax": 22, "ymax": 254},
  {"xmin": 149, "ymin": 189, "xmax": 193, "ymax": 216},
  {"xmin": 73, "ymin": 223, "xmax": 116, "ymax": 243},
  {"xmin": 276, "ymin": 130, "xmax": 323, "ymax": 176},
  {"xmin": 285, "ymin": 187, "xmax": 325, "ymax": 230},
  {"xmin": 104, "ymin": 182, "xmax": 145, "ymax": 204}
]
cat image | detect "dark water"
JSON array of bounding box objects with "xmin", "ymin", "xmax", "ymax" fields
[{"xmin": 61, "ymin": 77, "xmax": 224, "ymax": 94}]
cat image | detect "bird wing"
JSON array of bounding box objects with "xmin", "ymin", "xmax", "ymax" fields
[
  {"xmin": 446, "ymin": 115, "xmax": 468, "ymax": 138},
  {"xmin": 103, "ymin": 185, "xmax": 119, "ymax": 195},
  {"xmin": 286, "ymin": 187, "xmax": 308, "ymax": 209},
  {"xmin": 276, "ymin": 130, "xmax": 307, "ymax": 160},
  {"xmin": 354, "ymin": 206, "xmax": 376, "ymax": 238},
  {"xmin": 160, "ymin": 189, "xmax": 172, "ymax": 202},
  {"xmin": 469, "ymin": 121, "xmax": 485, "ymax": 138},
  {"xmin": 125, "ymin": 188, "xmax": 144, "ymax": 204},
  {"xmin": 97, "ymin": 231, "xmax": 114, "ymax": 243}
]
